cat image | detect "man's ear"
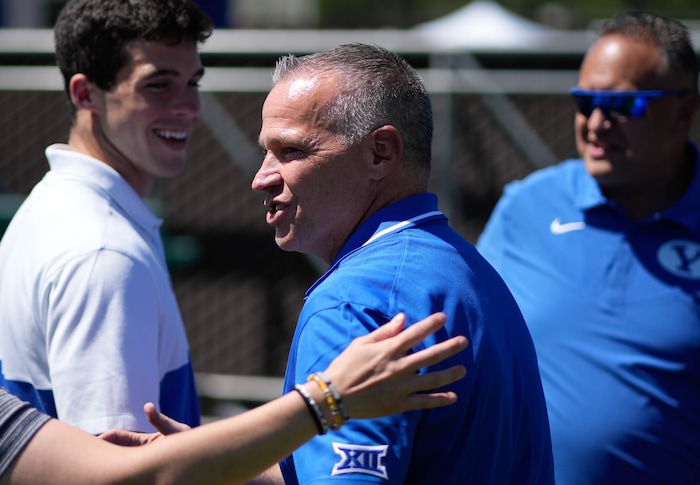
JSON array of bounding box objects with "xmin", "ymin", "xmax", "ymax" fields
[
  {"xmin": 69, "ymin": 73, "xmax": 98, "ymax": 111},
  {"xmin": 675, "ymin": 92, "xmax": 699, "ymax": 133},
  {"xmin": 368, "ymin": 125, "xmax": 403, "ymax": 181}
]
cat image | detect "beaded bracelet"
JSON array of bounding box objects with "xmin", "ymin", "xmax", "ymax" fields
[
  {"xmin": 308, "ymin": 373, "xmax": 341, "ymax": 430},
  {"xmin": 317, "ymin": 372, "xmax": 350, "ymax": 423},
  {"xmin": 294, "ymin": 383, "xmax": 328, "ymax": 435},
  {"xmin": 308, "ymin": 372, "xmax": 349, "ymax": 430}
]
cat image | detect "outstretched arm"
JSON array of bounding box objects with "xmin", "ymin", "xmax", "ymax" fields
[
  {"xmin": 3, "ymin": 312, "xmax": 467, "ymax": 485},
  {"xmin": 99, "ymin": 403, "xmax": 191, "ymax": 446}
]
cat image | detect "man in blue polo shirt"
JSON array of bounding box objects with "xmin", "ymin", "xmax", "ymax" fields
[
  {"xmin": 478, "ymin": 11, "xmax": 700, "ymax": 484},
  {"xmin": 251, "ymin": 43, "xmax": 553, "ymax": 484}
]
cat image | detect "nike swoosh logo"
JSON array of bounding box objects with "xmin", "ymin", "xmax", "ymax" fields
[{"xmin": 550, "ymin": 217, "xmax": 586, "ymax": 235}]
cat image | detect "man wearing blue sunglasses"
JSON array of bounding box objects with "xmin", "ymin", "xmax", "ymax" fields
[
  {"xmin": 478, "ymin": 11, "xmax": 699, "ymax": 485},
  {"xmin": 570, "ymin": 87, "xmax": 688, "ymax": 121}
]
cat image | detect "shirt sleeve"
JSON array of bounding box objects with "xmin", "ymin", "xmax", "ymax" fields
[
  {"xmin": 289, "ymin": 306, "xmax": 420, "ymax": 484},
  {"xmin": 43, "ymin": 249, "xmax": 162, "ymax": 434},
  {"xmin": 0, "ymin": 388, "xmax": 51, "ymax": 478}
]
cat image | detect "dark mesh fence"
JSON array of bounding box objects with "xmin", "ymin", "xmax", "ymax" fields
[{"xmin": 2, "ymin": 81, "xmax": 699, "ymax": 380}]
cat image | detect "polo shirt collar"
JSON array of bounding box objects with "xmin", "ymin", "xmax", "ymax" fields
[
  {"xmin": 334, "ymin": 193, "xmax": 445, "ymax": 265},
  {"xmin": 45, "ymin": 144, "xmax": 162, "ymax": 232},
  {"xmin": 573, "ymin": 143, "xmax": 700, "ymax": 231},
  {"xmin": 573, "ymin": 169, "xmax": 607, "ymax": 212},
  {"xmin": 306, "ymin": 193, "xmax": 445, "ymax": 297},
  {"xmin": 662, "ymin": 144, "xmax": 700, "ymax": 231}
]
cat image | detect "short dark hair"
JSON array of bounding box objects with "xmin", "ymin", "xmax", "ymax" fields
[
  {"xmin": 54, "ymin": 0, "xmax": 212, "ymax": 97},
  {"xmin": 273, "ymin": 43, "xmax": 433, "ymax": 171},
  {"xmin": 599, "ymin": 11, "xmax": 698, "ymax": 93}
]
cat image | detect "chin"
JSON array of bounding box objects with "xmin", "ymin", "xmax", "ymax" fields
[
  {"xmin": 166, "ymin": 161, "xmax": 188, "ymax": 177},
  {"xmin": 585, "ymin": 166, "xmax": 620, "ymax": 189},
  {"xmin": 274, "ymin": 234, "xmax": 295, "ymax": 252},
  {"xmin": 583, "ymin": 156, "xmax": 614, "ymax": 177}
]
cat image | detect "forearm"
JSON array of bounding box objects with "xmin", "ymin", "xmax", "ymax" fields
[
  {"xmin": 138, "ymin": 391, "xmax": 316, "ymax": 485},
  {"xmin": 243, "ymin": 464, "xmax": 284, "ymax": 485},
  {"xmin": 5, "ymin": 390, "xmax": 317, "ymax": 485},
  {"xmin": 4, "ymin": 312, "xmax": 466, "ymax": 485}
]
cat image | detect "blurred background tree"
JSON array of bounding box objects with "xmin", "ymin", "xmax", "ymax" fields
[
  {"xmin": 3, "ymin": 0, "xmax": 697, "ymax": 30},
  {"xmin": 317, "ymin": 0, "xmax": 700, "ymax": 30}
]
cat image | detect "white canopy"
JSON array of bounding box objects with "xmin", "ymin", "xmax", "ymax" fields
[{"xmin": 415, "ymin": 0, "xmax": 551, "ymax": 49}]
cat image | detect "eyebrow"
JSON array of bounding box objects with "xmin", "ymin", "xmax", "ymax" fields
[
  {"xmin": 258, "ymin": 132, "xmax": 316, "ymax": 150},
  {"xmin": 144, "ymin": 66, "xmax": 206, "ymax": 80}
]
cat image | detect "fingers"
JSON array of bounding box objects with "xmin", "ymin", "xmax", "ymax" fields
[
  {"xmin": 387, "ymin": 312, "xmax": 449, "ymax": 353},
  {"xmin": 343, "ymin": 361, "xmax": 466, "ymax": 419},
  {"xmin": 392, "ymin": 365, "xmax": 466, "ymax": 413},
  {"xmin": 362, "ymin": 312, "xmax": 448, "ymax": 349},
  {"xmin": 351, "ymin": 312, "xmax": 453, "ymax": 360},
  {"xmin": 363, "ymin": 312, "xmax": 406, "ymax": 342},
  {"xmin": 401, "ymin": 334, "xmax": 468, "ymax": 372},
  {"xmin": 98, "ymin": 429, "xmax": 153, "ymax": 446},
  {"xmin": 323, "ymin": 312, "xmax": 468, "ymax": 420},
  {"xmin": 401, "ymin": 391, "xmax": 459, "ymax": 411},
  {"xmin": 411, "ymin": 364, "xmax": 466, "ymax": 394},
  {"xmin": 97, "ymin": 405, "xmax": 191, "ymax": 447},
  {"xmin": 144, "ymin": 402, "xmax": 191, "ymax": 435},
  {"xmin": 98, "ymin": 429, "xmax": 133, "ymax": 446}
]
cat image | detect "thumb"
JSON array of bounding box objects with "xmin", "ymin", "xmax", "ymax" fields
[{"xmin": 144, "ymin": 402, "xmax": 191, "ymax": 435}]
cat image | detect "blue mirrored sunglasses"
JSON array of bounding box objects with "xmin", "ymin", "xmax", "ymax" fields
[{"xmin": 570, "ymin": 88, "xmax": 687, "ymax": 119}]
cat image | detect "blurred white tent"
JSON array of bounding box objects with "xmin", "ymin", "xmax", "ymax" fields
[
  {"xmin": 415, "ymin": 0, "xmax": 551, "ymax": 49},
  {"xmin": 415, "ymin": 1, "xmax": 564, "ymax": 172}
]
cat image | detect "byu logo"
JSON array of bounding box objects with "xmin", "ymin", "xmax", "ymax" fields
[
  {"xmin": 331, "ymin": 442, "xmax": 389, "ymax": 479},
  {"xmin": 658, "ymin": 240, "xmax": 700, "ymax": 279}
]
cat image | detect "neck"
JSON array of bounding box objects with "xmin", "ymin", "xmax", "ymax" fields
[
  {"xmin": 67, "ymin": 118, "xmax": 153, "ymax": 198},
  {"xmin": 605, "ymin": 151, "xmax": 695, "ymax": 221}
]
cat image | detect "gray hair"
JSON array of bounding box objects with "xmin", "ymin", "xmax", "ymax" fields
[{"xmin": 272, "ymin": 43, "xmax": 433, "ymax": 170}]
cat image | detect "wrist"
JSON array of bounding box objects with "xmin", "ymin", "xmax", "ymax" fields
[
  {"xmin": 294, "ymin": 383, "xmax": 329, "ymax": 435},
  {"xmin": 294, "ymin": 373, "xmax": 350, "ymax": 435},
  {"xmin": 308, "ymin": 372, "xmax": 349, "ymax": 431}
]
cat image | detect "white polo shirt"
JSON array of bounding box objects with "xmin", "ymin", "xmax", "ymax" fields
[{"xmin": 0, "ymin": 144, "xmax": 199, "ymax": 434}]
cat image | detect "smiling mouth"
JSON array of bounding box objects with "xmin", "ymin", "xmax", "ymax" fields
[
  {"xmin": 267, "ymin": 202, "xmax": 285, "ymax": 213},
  {"xmin": 155, "ymin": 129, "xmax": 188, "ymax": 141}
]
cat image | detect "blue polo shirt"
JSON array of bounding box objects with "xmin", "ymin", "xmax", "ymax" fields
[
  {"xmin": 281, "ymin": 193, "xmax": 553, "ymax": 484},
  {"xmin": 477, "ymin": 154, "xmax": 700, "ymax": 484}
]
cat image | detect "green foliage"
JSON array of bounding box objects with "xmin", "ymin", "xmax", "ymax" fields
[{"xmin": 316, "ymin": 0, "xmax": 700, "ymax": 29}]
